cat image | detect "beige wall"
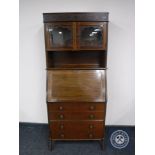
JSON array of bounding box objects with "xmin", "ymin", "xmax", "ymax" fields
[{"xmin": 19, "ymin": 0, "xmax": 135, "ymax": 125}]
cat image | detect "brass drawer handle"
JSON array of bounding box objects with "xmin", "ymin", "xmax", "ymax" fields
[
  {"xmin": 59, "ymin": 106, "xmax": 63, "ymax": 110},
  {"xmin": 60, "ymin": 133, "xmax": 65, "ymax": 138},
  {"xmin": 89, "ymin": 133, "xmax": 93, "ymax": 138},
  {"xmin": 89, "ymin": 124, "xmax": 94, "ymax": 129},
  {"xmin": 89, "ymin": 114, "xmax": 95, "ymax": 119},
  {"xmin": 59, "ymin": 114, "xmax": 64, "ymax": 119},
  {"xmin": 89, "ymin": 105, "xmax": 95, "ymax": 110},
  {"xmin": 60, "ymin": 124, "xmax": 64, "ymax": 129}
]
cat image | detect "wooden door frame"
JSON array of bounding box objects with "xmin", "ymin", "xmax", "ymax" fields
[
  {"xmin": 76, "ymin": 22, "xmax": 107, "ymax": 50},
  {"xmin": 44, "ymin": 22, "xmax": 74, "ymax": 51}
]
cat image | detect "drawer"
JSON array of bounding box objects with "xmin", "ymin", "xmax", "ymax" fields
[
  {"xmin": 50, "ymin": 121, "xmax": 105, "ymax": 140},
  {"xmin": 48, "ymin": 102, "xmax": 105, "ymax": 112},
  {"xmin": 49, "ymin": 112, "xmax": 104, "ymax": 120}
]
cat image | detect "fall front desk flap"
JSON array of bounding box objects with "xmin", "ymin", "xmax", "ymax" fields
[{"xmin": 47, "ymin": 70, "xmax": 106, "ymax": 102}]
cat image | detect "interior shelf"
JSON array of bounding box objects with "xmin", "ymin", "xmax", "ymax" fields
[{"xmin": 46, "ymin": 51, "xmax": 107, "ymax": 69}]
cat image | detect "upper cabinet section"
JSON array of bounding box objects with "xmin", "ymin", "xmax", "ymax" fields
[
  {"xmin": 45, "ymin": 22, "xmax": 107, "ymax": 51},
  {"xmin": 43, "ymin": 13, "xmax": 109, "ymax": 51}
]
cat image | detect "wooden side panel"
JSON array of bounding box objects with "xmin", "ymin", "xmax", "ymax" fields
[{"xmin": 47, "ymin": 70, "xmax": 106, "ymax": 102}]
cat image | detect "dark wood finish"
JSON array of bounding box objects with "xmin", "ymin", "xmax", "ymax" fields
[
  {"xmin": 47, "ymin": 51, "xmax": 107, "ymax": 69},
  {"xmin": 47, "ymin": 68, "xmax": 107, "ymax": 70},
  {"xmin": 43, "ymin": 12, "xmax": 109, "ymax": 22},
  {"xmin": 76, "ymin": 22, "xmax": 107, "ymax": 50},
  {"xmin": 48, "ymin": 140, "xmax": 55, "ymax": 150},
  {"xmin": 99, "ymin": 139, "xmax": 105, "ymax": 150},
  {"xmin": 48, "ymin": 102, "xmax": 105, "ymax": 112},
  {"xmin": 44, "ymin": 22, "xmax": 108, "ymax": 51},
  {"xmin": 43, "ymin": 12, "xmax": 109, "ymax": 151},
  {"xmin": 45, "ymin": 22, "xmax": 74, "ymax": 50},
  {"xmin": 47, "ymin": 70, "xmax": 106, "ymax": 102},
  {"xmin": 50, "ymin": 121, "xmax": 105, "ymax": 140},
  {"xmin": 49, "ymin": 112, "xmax": 104, "ymax": 120}
]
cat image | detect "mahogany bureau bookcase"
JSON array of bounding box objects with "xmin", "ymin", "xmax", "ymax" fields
[{"xmin": 43, "ymin": 12, "xmax": 109, "ymax": 150}]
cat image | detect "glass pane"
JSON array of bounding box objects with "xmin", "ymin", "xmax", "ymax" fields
[
  {"xmin": 79, "ymin": 25, "xmax": 103, "ymax": 48},
  {"xmin": 48, "ymin": 26, "xmax": 72, "ymax": 48}
]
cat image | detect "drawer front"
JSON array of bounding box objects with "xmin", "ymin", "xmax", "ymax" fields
[
  {"xmin": 48, "ymin": 102, "xmax": 105, "ymax": 112},
  {"xmin": 49, "ymin": 112, "xmax": 104, "ymax": 120},
  {"xmin": 50, "ymin": 121, "xmax": 105, "ymax": 140}
]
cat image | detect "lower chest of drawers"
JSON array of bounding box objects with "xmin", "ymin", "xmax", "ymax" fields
[
  {"xmin": 48, "ymin": 102, "xmax": 106, "ymax": 140},
  {"xmin": 50, "ymin": 121, "xmax": 104, "ymax": 140}
]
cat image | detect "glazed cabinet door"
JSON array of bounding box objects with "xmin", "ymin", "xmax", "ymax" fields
[
  {"xmin": 76, "ymin": 22, "xmax": 107, "ymax": 50},
  {"xmin": 47, "ymin": 70, "xmax": 106, "ymax": 102},
  {"xmin": 45, "ymin": 22, "xmax": 74, "ymax": 50}
]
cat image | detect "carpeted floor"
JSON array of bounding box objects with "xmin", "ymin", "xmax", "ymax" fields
[{"xmin": 19, "ymin": 123, "xmax": 135, "ymax": 155}]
